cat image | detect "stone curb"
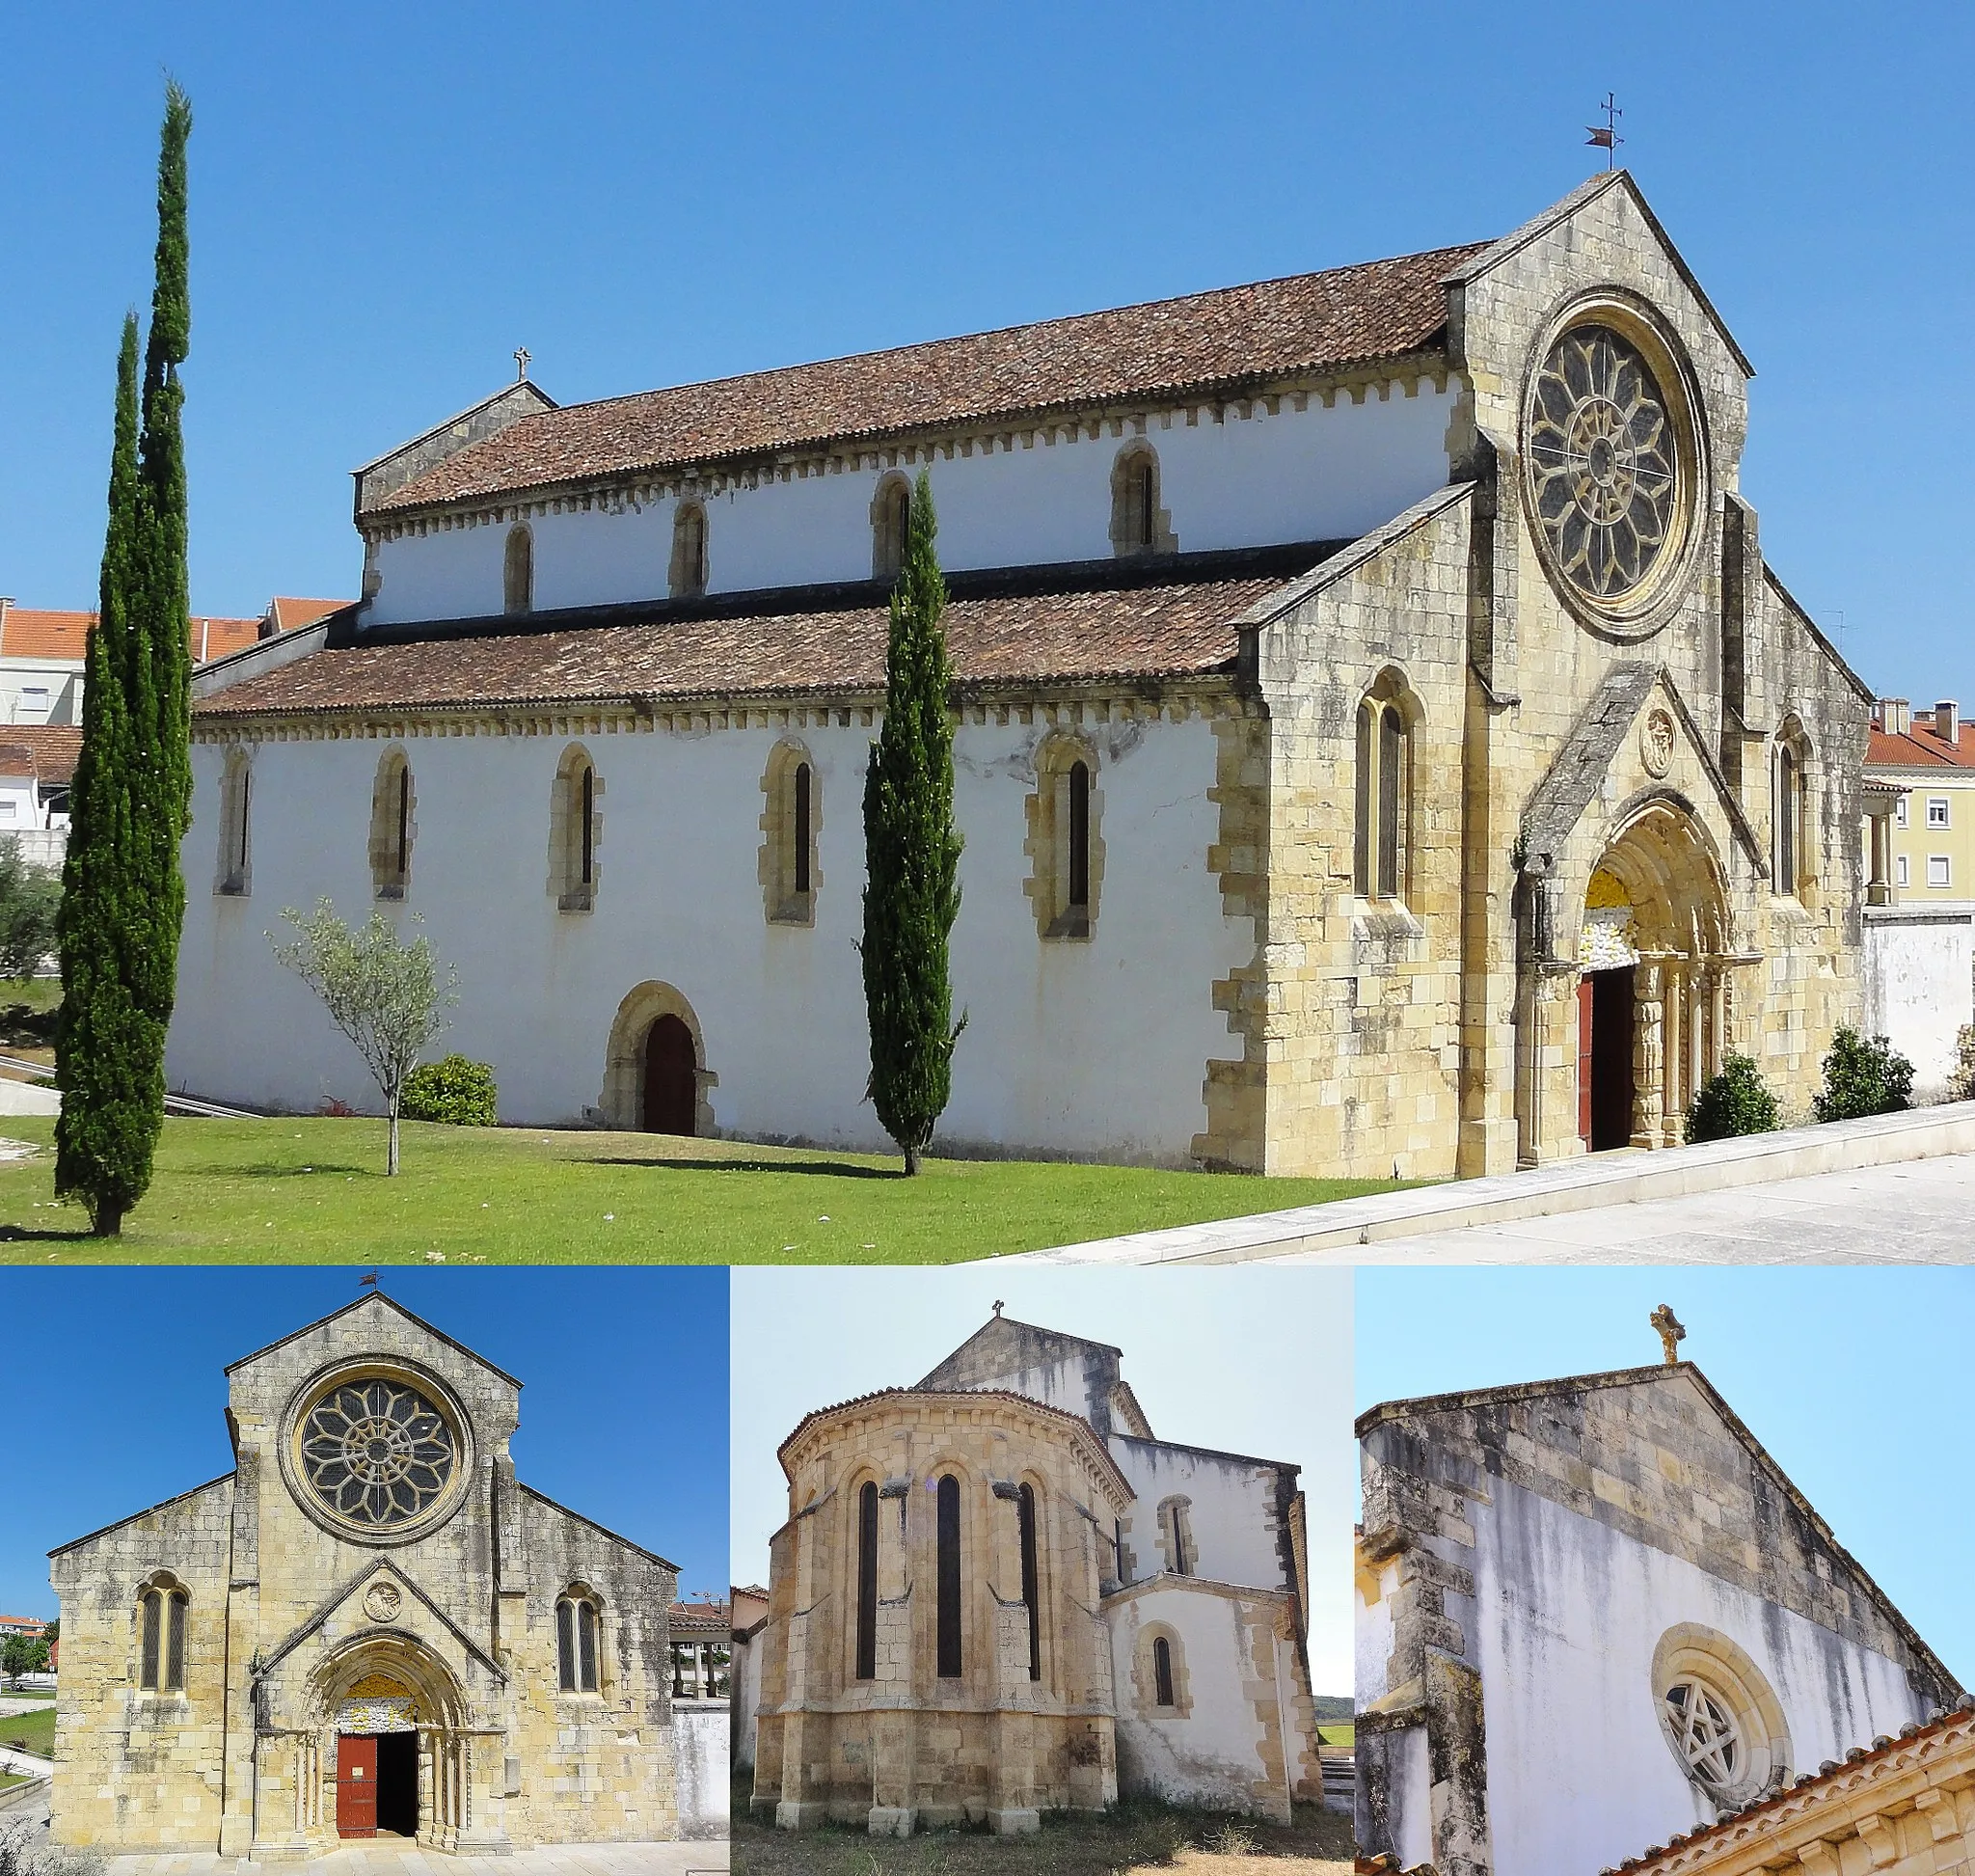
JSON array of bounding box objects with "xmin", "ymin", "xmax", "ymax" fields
[
  {"xmin": 0, "ymin": 1770, "xmax": 50, "ymax": 1815},
  {"xmin": 1009, "ymin": 1101, "xmax": 1975, "ymax": 1264}
]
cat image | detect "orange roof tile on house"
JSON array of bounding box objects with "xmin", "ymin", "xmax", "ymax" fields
[
  {"xmin": 0, "ymin": 598, "xmax": 355, "ymax": 668},
  {"xmin": 268, "ymin": 596, "xmax": 353, "ymax": 634},
  {"xmin": 365, "ymin": 243, "xmax": 1488, "ymax": 516},
  {"xmin": 1868, "ymin": 709, "xmax": 1975, "ymax": 770},
  {"xmin": 0, "ymin": 744, "xmax": 39, "ymax": 780},
  {"xmin": 12, "ymin": 726, "xmax": 83, "ymax": 786},
  {"xmin": 0, "ymin": 609, "xmax": 94, "ymax": 661},
  {"xmin": 189, "ymin": 615, "xmax": 264, "ymax": 662}
]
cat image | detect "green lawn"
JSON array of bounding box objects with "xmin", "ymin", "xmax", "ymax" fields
[
  {"xmin": 1316, "ymin": 1723, "xmax": 1355, "ymax": 1751},
  {"xmin": 0, "ymin": 1704, "xmax": 54, "ymax": 1757},
  {"xmin": 0, "ymin": 1116, "xmax": 1410, "ymax": 1264}
]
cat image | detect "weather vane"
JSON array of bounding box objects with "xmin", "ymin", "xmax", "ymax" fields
[
  {"xmin": 360, "ymin": 1268, "xmax": 380, "ymax": 1291},
  {"xmin": 513, "ymin": 346, "xmax": 531, "ymax": 382},
  {"xmin": 1586, "ymin": 94, "xmax": 1624, "ymax": 168}
]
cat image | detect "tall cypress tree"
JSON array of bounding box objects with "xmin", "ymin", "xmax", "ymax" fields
[
  {"xmin": 860, "ymin": 471, "xmax": 964, "ymax": 1175},
  {"xmin": 55, "ymin": 84, "xmax": 193, "ymax": 1237}
]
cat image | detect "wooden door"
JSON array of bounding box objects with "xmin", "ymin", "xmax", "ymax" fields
[
  {"xmin": 337, "ymin": 1734, "xmax": 378, "ymax": 1838},
  {"xmin": 642, "ymin": 1014, "xmax": 697, "ymax": 1135},
  {"xmin": 1577, "ymin": 977, "xmax": 1595, "ymax": 1144}
]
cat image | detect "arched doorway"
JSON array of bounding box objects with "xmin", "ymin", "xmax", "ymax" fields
[
  {"xmin": 642, "ymin": 1014, "xmax": 697, "ymax": 1135},
  {"xmin": 1575, "ymin": 800, "xmax": 1733, "ymax": 1152}
]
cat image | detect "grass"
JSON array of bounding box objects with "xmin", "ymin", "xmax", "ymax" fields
[
  {"xmin": 0, "ymin": 1706, "xmax": 53, "ymax": 1757},
  {"xmin": 731, "ymin": 1796, "xmax": 1353, "ymax": 1874},
  {"xmin": 1315, "ymin": 1724, "xmax": 1354, "ymax": 1751},
  {"xmin": 0, "ymin": 1116, "xmax": 1414, "ymax": 1264}
]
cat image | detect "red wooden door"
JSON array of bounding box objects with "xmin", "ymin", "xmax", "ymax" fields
[
  {"xmin": 642, "ymin": 1014, "xmax": 697, "ymax": 1135},
  {"xmin": 1577, "ymin": 977, "xmax": 1595, "ymax": 1144},
  {"xmin": 337, "ymin": 1734, "xmax": 378, "ymax": 1838}
]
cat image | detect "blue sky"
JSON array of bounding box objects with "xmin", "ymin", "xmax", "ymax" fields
[
  {"xmin": 0, "ymin": 1268, "xmax": 728, "ymax": 1622},
  {"xmin": 1357, "ymin": 1268, "xmax": 1975, "ymax": 1689},
  {"xmin": 729, "ymin": 1266, "xmax": 1354, "ymax": 1695},
  {"xmin": 3, "ymin": 1, "xmax": 1969, "ymax": 700}
]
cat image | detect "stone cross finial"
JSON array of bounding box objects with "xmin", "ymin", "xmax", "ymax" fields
[
  {"xmin": 991, "ymin": 1299, "xmax": 1004, "ymax": 1318},
  {"xmin": 1651, "ymin": 1304, "xmax": 1687, "ymax": 1367},
  {"xmin": 514, "ymin": 346, "xmax": 531, "ymax": 382}
]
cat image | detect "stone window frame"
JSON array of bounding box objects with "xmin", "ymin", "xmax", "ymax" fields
[
  {"xmin": 503, "ymin": 522, "xmax": 533, "ymax": 615},
  {"xmin": 368, "ymin": 747, "xmax": 416, "ymax": 901},
  {"xmin": 599, "ymin": 979, "xmax": 717, "ymax": 1133},
  {"xmin": 555, "ymin": 1583, "xmax": 605, "ymax": 1697},
  {"xmin": 1650, "ymin": 1624, "xmax": 1790, "ymax": 1812},
  {"xmin": 1023, "ymin": 731, "xmax": 1106, "ymax": 940},
  {"xmin": 871, "ymin": 472, "xmax": 911, "ymax": 582},
  {"xmin": 549, "ymin": 743, "xmax": 604, "ymax": 912},
  {"xmin": 670, "ymin": 500, "xmax": 710, "ymax": 599},
  {"xmin": 1109, "ymin": 440, "xmax": 1176, "ymax": 557},
  {"xmin": 1130, "ymin": 1620, "xmax": 1192, "ymax": 1720},
  {"xmin": 1013, "ymin": 1471, "xmax": 1049, "ymax": 1688},
  {"xmin": 214, "ymin": 746, "xmax": 252, "ymax": 897},
  {"xmin": 1770, "ymin": 716, "xmax": 1815, "ymax": 901},
  {"xmin": 1153, "ymin": 1495, "xmax": 1196, "ymax": 1577},
  {"xmin": 759, "ymin": 738, "xmax": 820, "ymax": 927},
  {"xmin": 852, "ymin": 1471, "xmax": 880, "ymax": 1684},
  {"xmin": 1353, "ymin": 667, "xmax": 1420, "ymax": 907},
  {"xmin": 135, "ymin": 1571, "xmax": 190, "ymax": 1698},
  {"xmin": 935, "ymin": 1470, "xmax": 964, "ymax": 1680}
]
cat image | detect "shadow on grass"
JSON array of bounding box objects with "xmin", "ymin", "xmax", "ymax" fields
[
  {"xmin": 180, "ymin": 1162, "xmax": 373, "ymax": 1180},
  {"xmin": 581, "ymin": 1156, "xmax": 908, "ymax": 1181},
  {"xmin": 0, "ymin": 1224, "xmax": 97, "ymax": 1243}
]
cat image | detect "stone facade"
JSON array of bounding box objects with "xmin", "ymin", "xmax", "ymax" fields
[
  {"xmin": 47, "ymin": 1293, "xmax": 683, "ymax": 1859},
  {"xmin": 1355, "ymin": 1362, "xmax": 1961, "ymax": 1876},
  {"xmin": 749, "ymin": 1315, "xmax": 1321, "ymax": 1837}
]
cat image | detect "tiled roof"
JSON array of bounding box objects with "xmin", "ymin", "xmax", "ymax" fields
[
  {"xmin": 1868, "ymin": 713, "xmax": 1975, "ymax": 771},
  {"xmin": 268, "ymin": 596, "xmax": 355, "ymax": 634},
  {"xmin": 0, "ymin": 609, "xmax": 93, "ymax": 661},
  {"xmin": 667, "ymin": 1601, "xmax": 731, "ymax": 1632},
  {"xmin": 0, "ymin": 744, "xmax": 38, "ymax": 779},
  {"xmin": 366, "ymin": 243, "xmax": 1486, "ymax": 515},
  {"xmin": 0, "ymin": 727, "xmax": 81, "ymax": 785},
  {"xmin": 192, "ymin": 550, "xmax": 1318, "ymax": 720},
  {"xmin": 190, "ymin": 615, "xmax": 264, "ymax": 662}
]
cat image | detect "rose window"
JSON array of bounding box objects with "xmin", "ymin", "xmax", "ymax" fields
[
  {"xmin": 1664, "ymin": 1675, "xmax": 1743, "ymax": 1794},
  {"xmin": 301, "ymin": 1379, "xmax": 455, "ymax": 1527},
  {"xmin": 1529, "ymin": 324, "xmax": 1679, "ymax": 601}
]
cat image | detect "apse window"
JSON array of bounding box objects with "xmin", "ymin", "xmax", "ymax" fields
[
  {"xmin": 1928, "ymin": 797, "xmax": 1951, "ymax": 828},
  {"xmin": 1929, "ymin": 856, "xmax": 1952, "ymax": 888}
]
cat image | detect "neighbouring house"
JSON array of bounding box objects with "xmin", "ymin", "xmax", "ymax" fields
[
  {"xmin": 46, "ymin": 1291, "xmax": 699, "ymax": 1858},
  {"xmin": 176, "ymin": 171, "xmax": 1869, "ymax": 1172},
  {"xmin": 730, "ymin": 1584, "xmax": 769, "ymax": 1776},
  {"xmin": 0, "ymin": 1614, "xmax": 50, "ymax": 1639},
  {"xmin": 747, "ymin": 1310, "xmax": 1323, "ymax": 1835},
  {"xmin": 1355, "ymin": 1349, "xmax": 1961, "ymax": 1876},
  {"xmin": 1858, "ymin": 696, "xmax": 1975, "ymax": 1094}
]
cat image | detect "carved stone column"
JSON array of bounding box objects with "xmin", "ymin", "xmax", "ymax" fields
[
  {"xmin": 1631, "ymin": 964, "xmax": 1664, "ymax": 1149},
  {"xmin": 1662, "ymin": 964, "xmax": 1685, "ymax": 1145}
]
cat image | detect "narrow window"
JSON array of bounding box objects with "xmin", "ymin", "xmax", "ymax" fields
[
  {"xmin": 936, "ymin": 1474, "xmax": 962, "ymax": 1679},
  {"xmin": 1170, "ymin": 1504, "xmax": 1188, "ymax": 1575},
  {"xmin": 580, "ymin": 765, "xmax": 595, "ymax": 886},
  {"xmin": 504, "ymin": 524, "xmax": 533, "ymax": 615},
  {"xmin": 578, "ymin": 1600, "xmax": 599, "ymax": 1692},
  {"xmin": 854, "ymin": 1480, "xmax": 879, "ymax": 1681},
  {"xmin": 794, "ymin": 763, "xmax": 812, "ymax": 896},
  {"xmin": 874, "ymin": 478, "xmax": 911, "ymax": 581},
  {"xmin": 1138, "ymin": 462, "xmax": 1155, "ymax": 547},
  {"xmin": 1068, "ymin": 762, "xmax": 1090, "ymax": 911},
  {"xmin": 1378, "ymin": 704, "xmax": 1402, "ymax": 899},
  {"xmin": 396, "ymin": 765, "xmax": 411, "ymax": 875},
  {"xmin": 1775, "ymin": 746, "xmax": 1798, "ymax": 894},
  {"xmin": 236, "ymin": 770, "xmax": 251, "ymax": 878},
  {"xmin": 1017, "ymin": 1482, "xmax": 1041, "ymax": 1683},
  {"xmin": 1153, "ymin": 1634, "xmax": 1175, "ymax": 1707},
  {"xmin": 140, "ymin": 1591, "xmax": 162, "ymax": 1691},
  {"xmin": 372, "ymin": 751, "xmax": 414, "ymax": 898},
  {"xmin": 671, "ymin": 503, "xmax": 709, "ymax": 599},
  {"xmin": 1353, "ymin": 700, "xmax": 1373, "ymax": 897},
  {"xmin": 1111, "ymin": 445, "xmax": 1165, "ymax": 556},
  {"xmin": 556, "ymin": 1599, "xmax": 576, "ymax": 1691},
  {"xmin": 166, "ymin": 1591, "xmax": 187, "ymax": 1693}
]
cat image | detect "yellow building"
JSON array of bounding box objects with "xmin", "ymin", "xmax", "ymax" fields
[{"xmin": 1868, "ymin": 698, "xmax": 1975, "ymax": 909}]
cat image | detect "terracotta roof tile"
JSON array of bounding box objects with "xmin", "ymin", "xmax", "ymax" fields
[
  {"xmin": 0, "ymin": 727, "xmax": 81, "ymax": 785},
  {"xmin": 193, "ymin": 552, "xmax": 1313, "ymax": 720},
  {"xmin": 368, "ymin": 244, "xmax": 1485, "ymax": 515},
  {"xmin": 0, "ymin": 609, "xmax": 94, "ymax": 661},
  {"xmin": 1868, "ymin": 715, "xmax": 1975, "ymax": 770},
  {"xmin": 268, "ymin": 596, "xmax": 355, "ymax": 634},
  {"xmin": 190, "ymin": 616, "xmax": 264, "ymax": 662},
  {"xmin": 0, "ymin": 607, "xmax": 335, "ymax": 666}
]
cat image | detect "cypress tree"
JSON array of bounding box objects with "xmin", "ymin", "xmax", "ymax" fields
[
  {"xmin": 55, "ymin": 84, "xmax": 193, "ymax": 1236},
  {"xmin": 860, "ymin": 471, "xmax": 964, "ymax": 1175}
]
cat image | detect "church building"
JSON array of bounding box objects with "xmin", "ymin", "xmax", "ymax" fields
[
  {"xmin": 173, "ymin": 169, "xmax": 1868, "ymax": 1177},
  {"xmin": 46, "ymin": 1292, "xmax": 689, "ymax": 1858},
  {"xmin": 1355, "ymin": 1342, "xmax": 1963, "ymax": 1876},
  {"xmin": 744, "ymin": 1311, "xmax": 1324, "ymax": 1835}
]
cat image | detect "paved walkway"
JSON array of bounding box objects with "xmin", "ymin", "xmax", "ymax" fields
[
  {"xmin": 1276, "ymin": 1152, "xmax": 1975, "ymax": 1263},
  {"xmin": 69, "ymin": 1842, "xmax": 722, "ymax": 1874}
]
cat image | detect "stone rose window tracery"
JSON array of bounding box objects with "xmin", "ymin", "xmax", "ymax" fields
[
  {"xmin": 1664, "ymin": 1674, "xmax": 1743, "ymax": 1796},
  {"xmin": 1529, "ymin": 324, "xmax": 1679, "ymax": 602},
  {"xmin": 301, "ymin": 1378, "xmax": 456, "ymax": 1528}
]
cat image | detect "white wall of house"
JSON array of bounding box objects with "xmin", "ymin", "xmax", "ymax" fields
[
  {"xmin": 1471, "ymin": 1475, "xmax": 1934, "ymax": 1876},
  {"xmin": 1862, "ymin": 907, "xmax": 1974, "ymax": 1097},
  {"xmin": 1111, "ymin": 1437, "xmax": 1289, "ymax": 1591},
  {"xmin": 170, "ymin": 711, "xmax": 1248, "ymax": 1163},
  {"xmin": 671, "ymin": 1699, "xmax": 729, "ymax": 1839},
  {"xmin": 1106, "ymin": 1584, "xmax": 1292, "ymax": 1816},
  {"xmin": 0, "ymin": 657, "xmax": 82, "ymax": 726},
  {"xmin": 362, "ymin": 379, "xmax": 1458, "ymax": 625}
]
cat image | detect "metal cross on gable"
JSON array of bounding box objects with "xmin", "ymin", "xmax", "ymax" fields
[{"xmin": 1586, "ymin": 93, "xmax": 1624, "ymax": 168}]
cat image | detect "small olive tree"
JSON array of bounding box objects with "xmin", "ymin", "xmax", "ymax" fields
[{"xmin": 271, "ymin": 900, "xmax": 457, "ymax": 1175}]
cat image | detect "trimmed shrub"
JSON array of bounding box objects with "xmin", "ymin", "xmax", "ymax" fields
[
  {"xmin": 1685, "ymin": 1053, "xmax": 1780, "ymax": 1143},
  {"xmin": 401, "ymin": 1054, "xmax": 498, "ymax": 1127},
  {"xmin": 1813, "ymin": 1026, "xmax": 1914, "ymax": 1123}
]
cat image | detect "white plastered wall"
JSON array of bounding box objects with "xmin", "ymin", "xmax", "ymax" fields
[
  {"xmin": 1472, "ymin": 1475, "xmax": 1934, "ymax": 1876},
  {"xmin": 170, "ymin": 711, "xmax": 1248, "ymax": 1162},
  {"xmin": 1110, "ymin": 1437, "xmax": 1288, "ymax": 1591},
  {"xmin": 1862, "ymin": 908, "xmax": 1974, "ymax": 1096},
  {"xmin": 362, "ymin": 382, "xmax": 1457, "ymax": 624}
]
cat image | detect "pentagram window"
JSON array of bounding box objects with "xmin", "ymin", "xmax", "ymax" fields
[
  {"xmin": 1528, "ymin": 323, "xmax": 1680, "ymax": 605},
  {"xmin": 1664, "ymin": 1675, "xmax": 1742, "ymax": 1797},
  {"xmin": 300, "ymin": 1378, "xmax": 456, "ymax": 1528}
]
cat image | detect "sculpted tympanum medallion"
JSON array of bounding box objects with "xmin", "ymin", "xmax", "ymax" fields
[
  {"xmin": 301, "ymin": 1378, "xmax": 456, "ymax": 1528},
  {"xmin": 1528, "ymin": 324, "xmax": 1679, "ymax": 603},
  {"xmin": 1641, "ymin": 707, "xmax": 1675, "ymax": 778}
]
